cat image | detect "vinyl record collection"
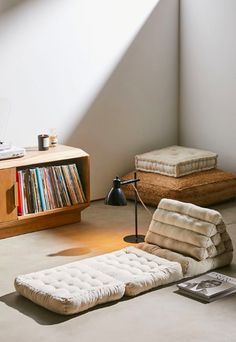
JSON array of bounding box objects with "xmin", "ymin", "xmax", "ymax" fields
[{"xmin": 17, "ymin": 164, "xmax": 86, "ymax": 215}]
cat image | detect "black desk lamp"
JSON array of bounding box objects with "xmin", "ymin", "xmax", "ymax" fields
[{"xmin": 105, "ymin": 172, "xmax": 145, "ymax": 243}]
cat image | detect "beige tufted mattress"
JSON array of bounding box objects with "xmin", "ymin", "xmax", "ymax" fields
[{"xmin": 14, "ymin": 247, "xmax": 182, "ymax": 315}]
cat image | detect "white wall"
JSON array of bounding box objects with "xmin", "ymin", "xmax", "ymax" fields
[
  {"xmin": 0, "ymin": 0, "xmax": 179, "ymax": 199},
  {"xmin": 0, "ymin": 0, "xmax": 159, "ymax": 144},
  {"xmin": 68, "ymin": 0, "xmax": 179, "ymax": 198},
  {"xmin": 180, "ymin": 0, "xmax": 236, "ymax": 173}
]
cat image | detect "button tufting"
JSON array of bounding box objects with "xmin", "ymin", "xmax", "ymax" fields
[{"xmin": 15, "ymin": 246, "xmax": 182, "ymax": 315}]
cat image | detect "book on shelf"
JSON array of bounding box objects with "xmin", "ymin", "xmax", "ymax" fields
[
  {"xmin": 17, "ymin": 163, "xmax": 86, "ymax": 216},
  {"xmin": 61, "ymin": 165, "xmax": 78, "ymax": 205},
  {"xmin": 16, "ymin": 171, "xmax": 23, "ymax": 216},
  {"xmin": 177, "ymin": 272, "xmax": 236, "ymax": 302},
  {"xmin": 36, "ymin": 167, "xmax": 46, "ymax": 211},
  {"xmin": 40, "ymin": 168, "xmax": 50, "ymax": 210},
  {"xmin": 68, "ymin": 164, "xmax": 86, "ymax": 203},
  {"xmin": 31, "ymin": 168, "xmax": 42, "ymax": 213},
  {"xmin": 22, "ymin": 169, "xmax": 32, "ymax": 214},
  {"xmin": 47, "ymin": 167, "xmax": 59, "ymax": 209}
]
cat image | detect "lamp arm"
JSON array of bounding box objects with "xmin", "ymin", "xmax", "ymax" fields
[{"xmin": 120, "ymin": 178, "xmax": 140, "ymax": 186}]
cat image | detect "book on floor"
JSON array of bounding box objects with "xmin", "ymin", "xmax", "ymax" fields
[{"xmin": 177, "ymin": 272, "xmax": 236, "ymax": 302}]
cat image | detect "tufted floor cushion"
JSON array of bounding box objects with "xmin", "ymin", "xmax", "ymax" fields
[
  {"xmin": 15, "ymin": 263, "xmax": 125, "ymax": 315},
  {"xmin": 135, "ymin": 145, "xmax": 217, "ymax": 177},
  {"xmin": 122, "ymin": 169, "xmax": 236, "ymax": 207},
  {"xmin": 14, "ymin": 247, "xmax": 182, "ymax": 315},
  {"xmin": 80, "ymin": 247, "xmax": 182, "ymax": 296}
]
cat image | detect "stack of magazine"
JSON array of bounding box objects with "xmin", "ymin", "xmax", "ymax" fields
[
  {"xmin": 17, "ymin": 163, "xmax": 86, "ymax": 215},
  {"xmin": 177, "ymin": 272, "xmax": 236, "ymax": 302}
]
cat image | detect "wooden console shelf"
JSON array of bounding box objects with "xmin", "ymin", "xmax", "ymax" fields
[{"xmin": 0, "ymin": 145, "xmax": 90, "ymax": 239}]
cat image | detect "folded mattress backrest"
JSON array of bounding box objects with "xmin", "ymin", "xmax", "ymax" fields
[{"xmin": 145, "ymin": 199, "xmax": 233, "ymax": 261}]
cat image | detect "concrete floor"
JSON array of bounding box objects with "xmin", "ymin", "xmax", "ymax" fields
[{"xmin": 1, "ymin": 200, "xmax": 236, "ymax": 342}]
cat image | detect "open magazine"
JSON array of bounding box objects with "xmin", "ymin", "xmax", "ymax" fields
[{"xmin": 177, "ymin": 272, "xmax": 236, "ymax": 302}]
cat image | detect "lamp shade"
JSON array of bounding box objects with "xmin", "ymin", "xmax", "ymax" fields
[
  {"xmin": 104, "ymin": 176, "xmax": 127, "ymax": 206},
  {"xmin": 104, "ymin": 173, "xmax": 144, "ymax": 243}
]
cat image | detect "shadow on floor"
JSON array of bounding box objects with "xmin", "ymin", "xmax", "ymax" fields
[
  {"xmin": 0, "ymin": 0, "xmax": 26, "ymax": 13},
  {"xmin": 0, "ymin": 286, "xmax": 170, "ymax": 326},
  {"xmin": 0, "ymin": 292, "xmax": 70, "ymax": 325},
  {"xmin": 0, "ymin": 292, "xmax": 123, "ymax": 325},
  {"xmin": 47, "ymin": 247, "xmax": 91, "ymax": 257},
  {"xmin": 3, "ymin": 271, "xmax": 236, "ymax": 326}
]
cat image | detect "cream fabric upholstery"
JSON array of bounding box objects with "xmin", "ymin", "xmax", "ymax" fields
[
  {"xmin": 15, "ymin": 263, "xmax": 125, "ymax": 315},
  {"xmin": 145, "ymin": 199, "xmax": 233, "ymax": 261},
  {"xmin": 15, "ymin": 247, "xmax": 182, "ymax": 314},
  {"xmin": 14, "ymin": 201, "xmax": 233, "ymax": 315},
  {"xmin": 149, "ymin": 219, "xmax": 217, "ymax": 248},
  {"xmin": 81, "ymin": 247, "xmax": 182, "ymax": 296},
  {"xmin": 158, "ymin": 198, "xmax": 222, "ymax": 225},
  {"xmin": 135, "ymin": 145, "xmax": 217, "ymax": 177},
  {"xmin": 138, "ymin": 243, "xmax": 233, "ymax": 278},
  {"xmin": 153, "ymin": 208, "xmax": 219, "ymax": 237},
  {"xmin": 145, "ymin": 231, "xmax": 232, "ymax": 261}
]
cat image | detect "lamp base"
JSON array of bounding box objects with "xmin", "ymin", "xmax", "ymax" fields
[{"xmin": 123, "ymin": 234, "xmax": 145, "ymax": 243}]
